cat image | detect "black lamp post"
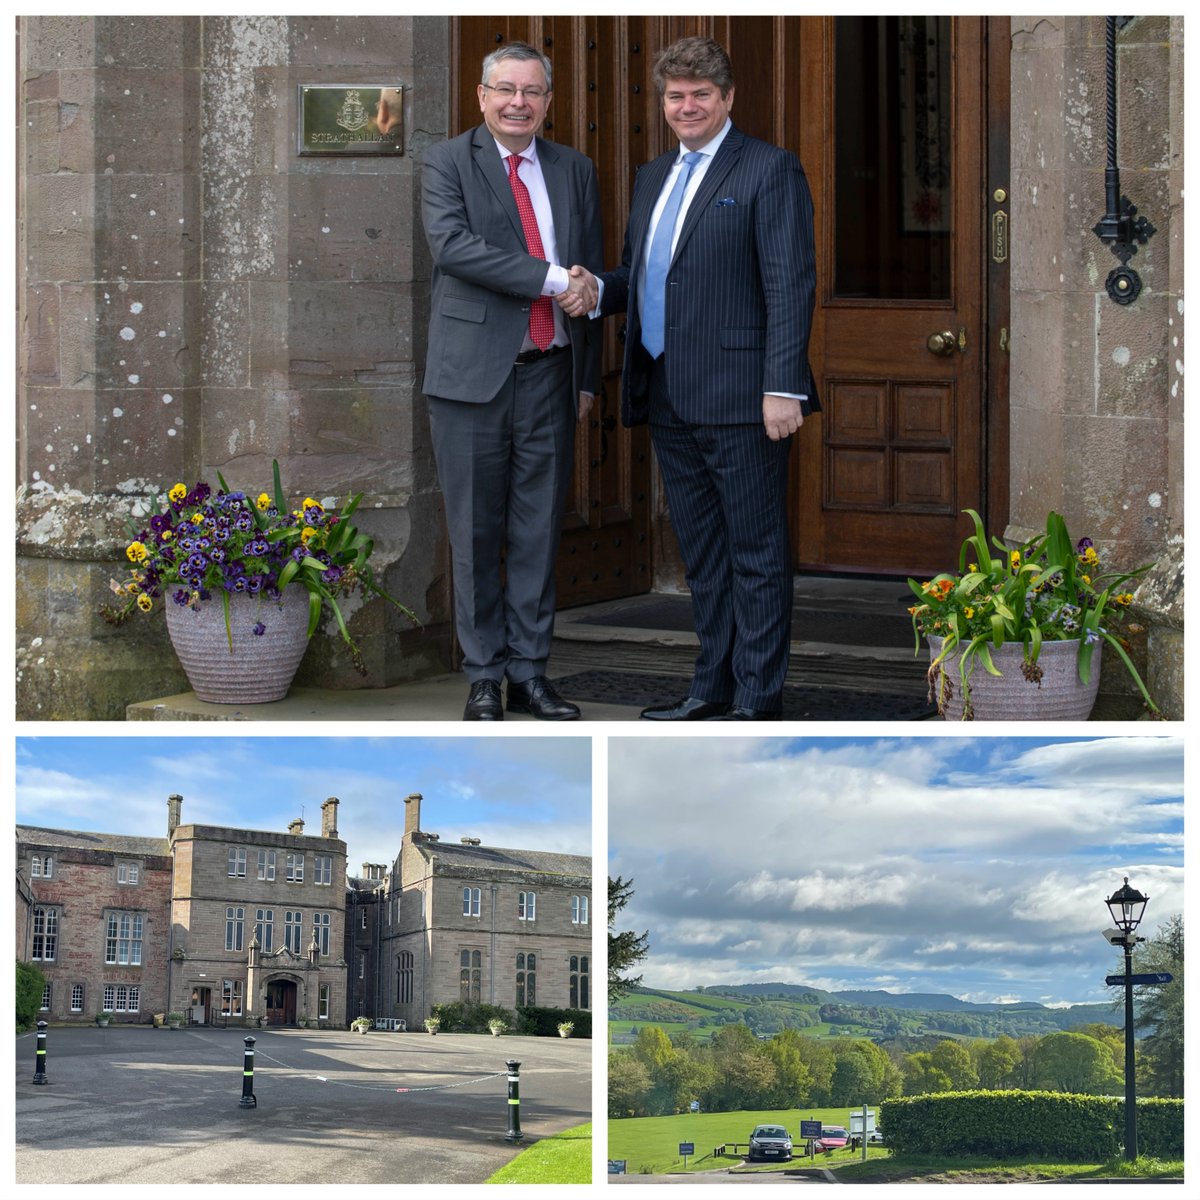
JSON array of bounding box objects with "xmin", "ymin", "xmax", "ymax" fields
[{"xmin": 1105, "ymin": 876, "xmax": 1148, "ymax": 1161}]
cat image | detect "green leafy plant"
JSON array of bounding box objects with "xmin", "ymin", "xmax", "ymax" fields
[
  {"xmin": 102, "ymin": 460, "xmax": 419, "ymax": 673},
  {"xmin": 351, "ymin": 1016, "xmax": 372, "ymax": 1033},
  {"xmin": 908, "ymin": 509, "xmax": 1156, "ymax": 717}
]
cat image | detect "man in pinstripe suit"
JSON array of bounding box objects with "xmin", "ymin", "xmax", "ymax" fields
[{"xmin": 562, "ymin": 36, "xmax": 818, "ymax": 720}]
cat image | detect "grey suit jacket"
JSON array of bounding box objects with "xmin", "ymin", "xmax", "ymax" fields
[{"xmin": 420, "ymin": 124, "xmax": 603, "ymax": 405}]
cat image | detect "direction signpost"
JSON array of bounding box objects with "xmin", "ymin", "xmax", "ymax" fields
[{"xmin": 1105, "ymin": 972, "xmax": 1172, "ymax": 987}]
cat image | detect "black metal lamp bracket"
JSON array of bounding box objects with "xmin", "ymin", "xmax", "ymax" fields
[{"xmin": 1092, "ymin": 16, "xmax": 1156, "ymax": 305}]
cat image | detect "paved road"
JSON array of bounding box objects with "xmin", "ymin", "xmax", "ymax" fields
[{"xmin": 15, "ymin": 1027, "xmax": 590, "ymax": 1184}]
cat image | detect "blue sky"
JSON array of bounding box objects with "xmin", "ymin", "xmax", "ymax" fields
[
  {"xmin": 608, "ymin": 735, "xmax": 1183, "ymax": 1008},
  {"xmin": 16, "ymin": 735, "xmax": 592, "ymax": 873}
]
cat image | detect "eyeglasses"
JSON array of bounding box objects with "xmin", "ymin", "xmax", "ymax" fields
[{"xmin": 482, "ymin": 83, "xmax": 549, "ymax": 101}]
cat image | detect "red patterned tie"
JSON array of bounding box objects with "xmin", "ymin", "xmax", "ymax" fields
[{"xmin": 506, "ymin": 153, "xmax": 556, "ymax": 351}]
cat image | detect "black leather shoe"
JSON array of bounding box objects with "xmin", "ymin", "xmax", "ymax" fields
[
  {"xmin": 711, "ymin": 705, "xmax": 783, "ymax": 721},
  {"xmin": 464, "ymin": 679, "xmax": 504, "ymax": 721},
  {"xmin": 507, "ymin": 676, "xmax": 581, "ymax": 721},
  {"xmin": 639, "ymin": 696, "xmax": 730, "ymax": 721}
]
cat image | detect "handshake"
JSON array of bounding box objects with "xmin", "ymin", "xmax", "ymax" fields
[{"xmin": 556, "ymin": 265, "xmax": 599, "ymax": 318}]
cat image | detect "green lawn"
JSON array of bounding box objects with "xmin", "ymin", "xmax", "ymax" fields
[
  {"xmin": 608, "ymin": 1108, "xmax": 880, "ymax": 1175},
  {"xmin": 486, "ymin": 1122, "xmax": 592, "ymax": 1184},
  {"xmin": 832, "ymin": 1153, "xmax": 1184, "ymax": 1183}
]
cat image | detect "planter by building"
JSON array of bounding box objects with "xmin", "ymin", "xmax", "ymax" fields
[
  {"xmin": 928, "ymin": 636, "xmax": 1102, "ymax": 721},
  {"xmin": 164, "ymin": 588, "xmax": 311, "ymax": 704}
]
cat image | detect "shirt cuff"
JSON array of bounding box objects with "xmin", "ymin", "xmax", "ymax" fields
[{"xmin": 542, "ymin": 264, "xmax": 570, "ymax": 296}]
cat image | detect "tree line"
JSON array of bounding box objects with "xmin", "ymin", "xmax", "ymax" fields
[{"xmin": 609, "ymin": 1019, "xmax": 1181, "ymax": 1119}]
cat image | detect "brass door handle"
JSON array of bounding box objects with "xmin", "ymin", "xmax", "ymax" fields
[{"xmin": 927, "ymin": 329, "xmax": 958, "ymax": 356}]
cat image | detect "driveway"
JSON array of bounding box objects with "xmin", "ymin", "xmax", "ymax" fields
[{"xmin": 15, "ymin": 1026, "xmax": 591, "ymax": 1184}]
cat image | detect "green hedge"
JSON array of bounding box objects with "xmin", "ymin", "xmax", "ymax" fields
[
  {"xmin": 880, "ymin": 1091, "xmax": 1183, "ymax": 1160},
  {"xmin": 430, "ymin": 1002, "xmax": 516, "ymax": 1033},
  {"xmin": 516, "ymin": 1006, "xmax": 592, "ymax": 1039},
  {"xmin": 16, "ymin": 960, "xmax": 46, "ymax": 1031}
]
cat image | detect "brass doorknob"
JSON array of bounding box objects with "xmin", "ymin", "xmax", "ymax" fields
[{"xmin": 927, "ymin": 330, "xmax": 957, "ymax": 356}]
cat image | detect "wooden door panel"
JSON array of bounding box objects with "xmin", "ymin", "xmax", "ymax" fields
[{"xmin": 798, "ymin": 15, "xmax": 988, "ymax": 575}]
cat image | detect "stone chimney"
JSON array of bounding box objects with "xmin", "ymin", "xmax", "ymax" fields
[
  {"xmin": 288, "ymin": 817, "xmax": 305, "ymax": 836},
  {"xmin": 404, "ymin": 792, "xmax": 422, "ymax": 838},
  {"xmin": 321, "ymin": 797, "xmax": 339, "ymax": 839},
  {"xmin": 167, "ymin": 794, "xmax": 182, "ymax": 838}
]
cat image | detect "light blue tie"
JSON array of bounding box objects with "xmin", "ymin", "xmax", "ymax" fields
[{"xmin": 641, "ymin": 150, "xmax": 704, "ymax": 358}]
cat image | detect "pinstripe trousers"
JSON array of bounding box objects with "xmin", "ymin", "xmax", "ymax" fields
[{"xmin": 648, "ymin": 356, "xmax": 793, "ymax": 711}]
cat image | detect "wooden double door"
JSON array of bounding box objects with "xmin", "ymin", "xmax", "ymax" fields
[{"xmin": 451, "ymin": 15, "xmax": 1007, "ymax": 594}]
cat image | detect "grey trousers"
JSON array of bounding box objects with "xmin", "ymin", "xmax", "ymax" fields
[{"xmin": 428, "ymin": 349, "xmax": 574, "ymax": 684}]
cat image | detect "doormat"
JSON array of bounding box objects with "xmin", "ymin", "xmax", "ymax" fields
[
  {"xmin": 553, "ymin": 670, "xmax": 936, "ymax": 721},
  {"xmin": 570, "ymin": 597, "xmax": 915, "ymax": 649}
]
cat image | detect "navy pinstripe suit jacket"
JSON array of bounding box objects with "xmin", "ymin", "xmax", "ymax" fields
[{"xmin": 600, "ymin": 125, "xmax": 819, "ymax": 427}]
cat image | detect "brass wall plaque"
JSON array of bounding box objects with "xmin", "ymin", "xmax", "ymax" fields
[{"xmin": 298, "ymin": 85, "xmax": 405, "ymax": 156}]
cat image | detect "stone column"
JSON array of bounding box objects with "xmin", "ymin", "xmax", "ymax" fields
[
  {"xmin": 17, "ymin": 15, "xmax": 454, "ymax": 719},
  {"xmin": 1008, "ymin": 15, "xmax": 1183, "ymax": 717}
]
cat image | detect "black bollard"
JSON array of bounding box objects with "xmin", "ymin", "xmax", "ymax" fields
[
  {"xmin": 32, "ymin": 1020, "xmax": 48, "ymax": 1085},
  {"xmin": 505, "ymin": 1058, "xmax": 523, "ymax": 1143},
  {"xmin": 239, "ymin": 1035, "xmax": 257, "ymax": 1108}
]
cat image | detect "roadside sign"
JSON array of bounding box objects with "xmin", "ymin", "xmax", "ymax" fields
[
  {"xmin": 608, "ymin": 1161, "xmax": 627, "ymax": 1175},
  {"xmin": 678, "ymin": 1142, "xmax": 695, "ymax": 1157},
  {"xmin": 689, "ymin": 1100, "xmax": 700, "ymax": 1112},
  {"xmin": 799, "ymin": 1120, "xmax": 823, "ymax": 1139},
  {"xmin": 1105, "ymin": 972, "xmax": 1173, "ymax": 986}
]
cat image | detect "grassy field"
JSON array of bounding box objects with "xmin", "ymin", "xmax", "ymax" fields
[
  {"xmin": 485, "ymin": 1122, "xmax": 592, "ymax": 1184},
  {"xmin": 608, "ymin": 1108, "xmax": 882, "ymax": 1175}
]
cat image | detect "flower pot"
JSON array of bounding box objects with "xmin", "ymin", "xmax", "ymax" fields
[
  {"xmin": 164, "ymin": 587, "xmax": 311, "ymax": 703},
  {"xmin": 928, "ymin": 636, "xmax": 1101, "ymax": 721}
]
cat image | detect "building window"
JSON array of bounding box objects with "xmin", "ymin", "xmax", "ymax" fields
[
  {"xmin": 459, "ymin": 949, "xmax": 482, "ymax": 1003},
  {"xmin": 284, "ymin": 910, "xmax": 303, "ymax": 953},
  {"xmin": 257, "ymin": 849, "xmax": 276, "ymax": 881},
  {"xmin": 227, "ymin": 846, "xmax": 247, "ymax": 878},
  {"xmin": 398, "ymin": 952, "xmax": 413, "ymax": 1005},
  {"xmin": 571, "ymin": 895, "xmax": 589, "ymax": 925},
  {"xmin": 225, "ymin": 906, "xmax": 245, "ymax": 952},
  {"xmin": 463, "ymin": 886, "xmax": 481, "ymax": 918},
  {"xmin": 517, "ymin": 891, "xmax": 536, "ymax": 922},
  {"xmin": 221, "ymin": 979, "xmax": 244, "ymax": 1016},
  {"xmin": 32, "ymin": 907, "xmax": 58, "ymax": 961},
  {"xmin": 103, "ymin": 984, "xmax": 140, "ymax": 1013},
  {"xmin": 117, "ymin": 862, "xmax": 140, "ymax": 885},
  {"xmin": 319, "ymin": 983, "xmax": 330, "ymax": 1020},
  {"xmin": 516, "ymin": 952, "xmax": 536, "ymax": 1007},
  {"xmin": 314, "ymin": 855, "xmax": 332, "ymax": 885},
  {"xmin": 570, "ymin": 955, "xmax": 590, "ymax": 1010},
  {"xmin": 31, "ymin": 854, "xmax": 54, "ymax": 879},
  {"xmin": 255, "ymin": 908, "xmax": 274, "ymax": 953},
  {"xmin": 105, "ymin": 912, "xmax": 143, "ymax": 965},
  {"xmin": 286, "ymin": 853, "xmax": 305, "ymax": 883},
  {"xmin": 40, "ymin": 984, "xmax": 51, "ymax": 1012},
  {"xmin": 313, "ymin": 912, "xmax": 331, "ymax": 956},
  {"xmin": 71, "ymin": 984, "xmax": 84, "ymax": 1013},
  {"xmin": 358, "ymin": 952, "xmax": 365, "ymax": 980},
  {"xmin": 360, "ymin": 909, "xmax": 368, "ymax": 930}
]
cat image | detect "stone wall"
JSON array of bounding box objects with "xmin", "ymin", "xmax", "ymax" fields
[
  {"xmin": 1008, "ymin": 15, "xmax": 1184, "ymax": 718},
  {"xmin": 16, "ymin": 15, "xmax": 454, "ymax": 719}
]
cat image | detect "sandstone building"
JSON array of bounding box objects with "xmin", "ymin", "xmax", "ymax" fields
[
  {"xmin": 346, "ymin": 793, "xmax": 592, "ymax": 1028},
  {"xmin": 17, "ymin": 793, "xmax": 591, "ymax": 1029}
]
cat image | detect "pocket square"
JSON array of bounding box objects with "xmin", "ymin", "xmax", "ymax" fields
[{"xmin": 715, "ymin": 197, "xmax": 737, "ymax": 207}]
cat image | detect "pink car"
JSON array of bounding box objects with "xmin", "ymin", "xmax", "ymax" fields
[{"xmin": 813, "ymin": 1125, "xmax": 850, "ymax": 1152}]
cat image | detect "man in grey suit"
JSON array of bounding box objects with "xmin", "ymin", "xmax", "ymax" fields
[
  {"xmin": 562, "ymin": 36, "xmax": 818, "ymax": 720},
  {"xmin": 421, "ymin": 42, "xmax": 602, "ymax": 720}
]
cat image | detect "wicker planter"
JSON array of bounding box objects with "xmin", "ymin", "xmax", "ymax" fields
[
  {"xmin": 928, "ymin": 636, "xmax": 1101, "ymax": 721},
  {"xmin": 164, "ymin": 587, "xmax": 311, "ymax": 704}
]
